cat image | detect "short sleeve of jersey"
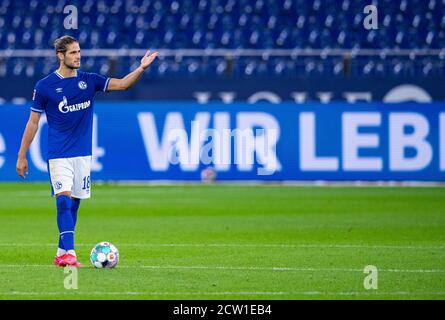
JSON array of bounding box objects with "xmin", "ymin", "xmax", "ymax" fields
[
  {"xmin": 89, "ymin": 72, "xmax": 110, "ymax": 92},
  {"xmin": 30, "ymin": 81, "xmax": 47, "ymax": 113}
]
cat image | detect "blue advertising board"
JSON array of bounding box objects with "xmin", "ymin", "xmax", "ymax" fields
[
  {"xmin": 1, "ymin": 76, "xmax": 444, "ymax": 103},
  {"xmin": 0, "ymin": 102, "xmax": 444, "ymax": 181}
]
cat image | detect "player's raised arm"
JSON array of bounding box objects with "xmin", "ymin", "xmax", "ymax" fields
[
  {"xmin": 107, "ymin": 50, "xmax": 159, "ymax": 91},
  {"xmin": 16, "ymin": 111, "xmax": 41, "ymax": 178}
]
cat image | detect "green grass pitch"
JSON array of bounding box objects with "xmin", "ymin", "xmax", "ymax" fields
[{"xmin": 0, "ymin": 182, "xmax": 444, "ymax": 300}]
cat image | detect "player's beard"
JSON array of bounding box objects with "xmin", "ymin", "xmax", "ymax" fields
[{"xmin": 64, "ymin": 61, "xmax": 80, "ymax": 70}]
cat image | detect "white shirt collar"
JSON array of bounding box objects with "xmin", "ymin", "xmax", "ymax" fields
[{"xmin": 55, "ymin": 70, "xmax": 78, "ymax": 79}]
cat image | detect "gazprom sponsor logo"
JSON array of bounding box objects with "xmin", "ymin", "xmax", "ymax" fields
[{"xmin": 58, "ymin": 96, "xmax": 91, "ymax": 113}]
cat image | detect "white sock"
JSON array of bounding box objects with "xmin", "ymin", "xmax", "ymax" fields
[
  {"xmin": 56, "ymin": 248, "xmax": 66, "ymax": 257},
  {"xmin": 67, "ymin": 250, "xmax": 76, "ymax": 257}
]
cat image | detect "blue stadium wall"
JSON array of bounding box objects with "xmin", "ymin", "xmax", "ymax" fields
[
  {"xmin": 0, "ymin": 101, "xmax": 444, "ymax": 182},
  {"xmin": 1, "ymin": 76, "xmax": 444, "ymax": 102}
]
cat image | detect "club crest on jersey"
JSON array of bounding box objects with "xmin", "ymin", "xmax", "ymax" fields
[
  {"xmin": 78, "ymin": 81, "xmax": 87, "ymax": 90},
  {"xmin": 54, "ymin": 181, "xmax": 62, "ymax": 190}
]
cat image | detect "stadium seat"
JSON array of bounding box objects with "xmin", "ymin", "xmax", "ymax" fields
[{"xmin": 0, "ymin": 0, "xmax": 441, "ymax": 78}]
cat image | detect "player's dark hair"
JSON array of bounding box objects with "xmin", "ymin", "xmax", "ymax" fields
[{"xmin": 54, "ymin": 35, "xmax": 78, "ymax": 53}]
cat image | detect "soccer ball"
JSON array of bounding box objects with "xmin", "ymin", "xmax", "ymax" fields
[
  {"xmin": 90, "ymin": 242, "xmax": 119, "ymax": 268},
  {"xmin": 201, "ymin": 167, "xmax": 216, "ymax": 183}
]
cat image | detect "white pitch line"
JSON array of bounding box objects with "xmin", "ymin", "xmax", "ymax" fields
[
  {"xmin": 0, "ymin": 291, "xmax": 444, "ymax": 296},
  {"xmin": 0, "ymin": 291, "xmax": 287, "ymax": 296},
  {"xmin": 0, "ymin": 243, "xmax": 443, "ymax": 250},
  {"xmin": 111, "ymin": 265, "xmax": 445, "ymax": 273},
  {"xmin": 298, "ymin": 291, "xmax": 445, "ymax": 296},
  {"xmin": 126, "ymin": 265, "xmax": 445, "ymax": 273},
  {"xmin": 0, "ymin": 264, "xmax": 443, "ymax": 273},
  {"xmin": 112, "ymin": 243, "xmax": 445, "ymax": 250}
]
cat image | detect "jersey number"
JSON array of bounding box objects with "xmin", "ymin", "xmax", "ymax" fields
[{"xmin": 82, "ymin": 176, "xmax": 90, "ymax": 190}]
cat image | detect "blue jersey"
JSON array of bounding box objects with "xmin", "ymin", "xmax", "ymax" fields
[{"xmin": 31, "ymin": 70, "xmax": 110, "ymax": 160}]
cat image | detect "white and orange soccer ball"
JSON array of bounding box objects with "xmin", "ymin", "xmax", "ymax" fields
[{"xmin": 90, "ymin": 242, "xmax": 119, "ymax": 268}]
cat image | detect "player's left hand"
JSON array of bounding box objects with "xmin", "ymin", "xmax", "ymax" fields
[
  {"xmin": 16, "ymin": 157, "xmax": 29, "ymax": 179},
  {"xmin": 140, "ymin": 50, "xmax": 159, "ymax": 70}
]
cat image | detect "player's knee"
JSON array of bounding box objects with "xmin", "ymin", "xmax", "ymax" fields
[
  {"xmin": 56, "ymin": 193, "xmax": 71, "ymax": 210},
  {"xmin": 57, "ymin": 191, "xmax": 71, "ymax": 197},
  {"xmin": 56, "ymin": 192, "xmax": 72, "ymax": 209}
]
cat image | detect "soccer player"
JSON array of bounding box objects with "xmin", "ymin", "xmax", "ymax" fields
[{"xmin": 15, "ymin": 35, "xmax": 158, "ymax": 267}]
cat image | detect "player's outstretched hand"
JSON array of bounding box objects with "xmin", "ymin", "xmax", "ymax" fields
[
  {"xmin": 16, "ymin": 157, "xmax": 29, "ymax": 179},
  {"xmin": 140, "ymin": 50, "xmax": 159, "ymax": 70}
]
